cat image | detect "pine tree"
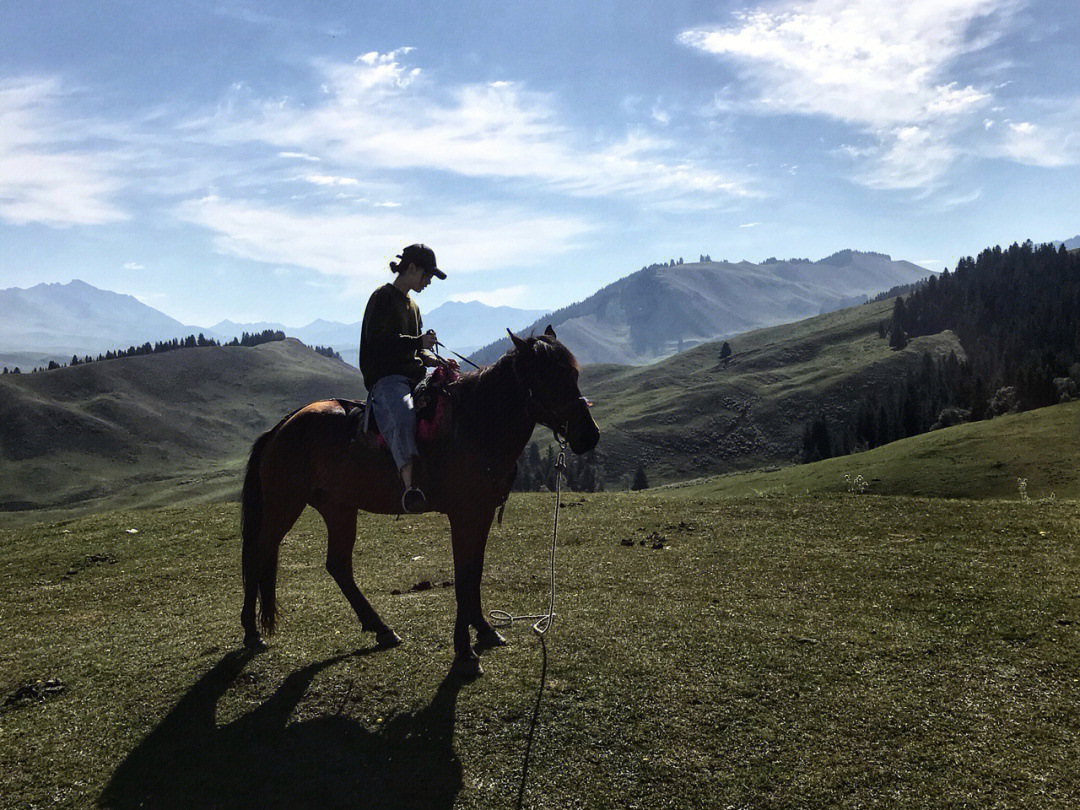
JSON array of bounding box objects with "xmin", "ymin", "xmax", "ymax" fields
[{"xmin": 889, "ymin": 297, "xmax": 908, "ymax": 349}]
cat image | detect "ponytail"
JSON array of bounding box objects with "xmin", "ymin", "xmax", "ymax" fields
[{"xmin": 389, "ymin": 260, "xmax": 401, "ymax": 274}]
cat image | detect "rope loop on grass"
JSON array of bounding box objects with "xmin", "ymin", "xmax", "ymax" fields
[{"xmin": 489, "ymin": 439, "xmax": 567, "ymax": 636}]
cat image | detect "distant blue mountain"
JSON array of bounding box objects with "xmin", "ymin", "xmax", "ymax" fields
[
  {"xmin": 0, "ymin": 280, "xmax": 192, "ymax": 357},
  {"xmin": 0, "ymin": 278, "xmax": 549, "ymax": 368},
  {"xmin": 207, "ymin": 300, "xmax": 548, "ymax": 363}
]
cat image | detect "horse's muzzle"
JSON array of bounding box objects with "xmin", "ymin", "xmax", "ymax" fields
[{"xmin": 567, "ymin": 398, "xmax": 600, "ymax": 454}]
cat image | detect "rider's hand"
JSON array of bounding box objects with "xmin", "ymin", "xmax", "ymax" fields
[{"xmin": 420, "ymin": 330, "xmax": 438, "ymax": 351}]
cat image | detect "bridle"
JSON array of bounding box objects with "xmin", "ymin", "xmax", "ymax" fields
[
  {"xmin": 525, "ymin": 387, "xmax": 590, "ymax": 445},
  {"xmin": 511, "ymin": 338, "xmax": 592, "ymax": 446}
]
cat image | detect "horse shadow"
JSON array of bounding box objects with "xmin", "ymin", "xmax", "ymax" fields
[{"xmin": 99, "ymin": 648, "xmax": 465, "ymax": 810}]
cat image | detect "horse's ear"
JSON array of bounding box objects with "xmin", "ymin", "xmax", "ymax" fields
[
  {"xmin": 544, "ymin": 324, "xmax": 557, "ymax": 339},
  {"xmin": 507, "ymin": 328, "xmax": 529, "ymax": 353}
]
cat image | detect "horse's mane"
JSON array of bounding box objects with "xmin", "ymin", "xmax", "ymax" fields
[{"xmin": 448, "ymin": 334, "xmax": 578, "ymax": 445}]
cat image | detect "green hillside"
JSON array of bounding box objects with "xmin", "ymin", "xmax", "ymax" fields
[
  {"xmin": 0, "ymin": 339, "xmax": 363, "ymax": 522},
  {"xmin": 664, "ymin": 399, "xmax": 1080, "ymax": 501},
  {"xmin": 584, "ymin": 298, "xmax": 963, "ymax": 485}
]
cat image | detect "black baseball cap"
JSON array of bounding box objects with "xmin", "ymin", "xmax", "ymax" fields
[{"xmin": 397, "ymin": 244, "xmax": 446, "ymax": 279}]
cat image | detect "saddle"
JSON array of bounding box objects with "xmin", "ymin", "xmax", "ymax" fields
[{"xmin": 345, "ymin": 365, "xmax": 457, "ymax": 450}]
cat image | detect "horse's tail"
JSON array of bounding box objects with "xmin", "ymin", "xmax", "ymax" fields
[{"xmin": 242, "ymin": 422, "xmax": 283, "ymax": 634}]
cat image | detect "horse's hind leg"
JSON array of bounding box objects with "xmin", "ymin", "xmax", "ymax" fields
[
  {"xmin": 242, "ymin": 491, "xmax": 306, "ymax": 649},
  {"xmin": 321, "ymin": 505, "xmax": 402, "ymax": 648}
]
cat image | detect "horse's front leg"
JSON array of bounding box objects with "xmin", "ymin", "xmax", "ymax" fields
[{"xmin": 448, "ymin": 508, "xmax": 501, "ymax": 676}]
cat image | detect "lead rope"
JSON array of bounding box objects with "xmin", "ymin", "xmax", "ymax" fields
[{"xmin": 489, "ymin": 439, "xmax": 566, "ymax": 636}]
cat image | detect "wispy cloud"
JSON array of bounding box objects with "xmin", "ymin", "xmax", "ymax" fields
[
  {"xmin": 123, "ymin": 262, "xmax": 145, "ymax": 270},
  {"xmin": 739, "ymin": 221, "xmax": 760, "ymax": 228},
  {"xmin": 279, "ymin": 151, "xmax": 321, "ymax": 161},
  {"xmin": 196, "ymin": 50, "xmax": 752, "ymax": 201},
  {"xmin": 175, "ymin": 194, "xmax": 591, "ymax": 280},
  {"xmin": 679, "ymin": 0, "xmax": 1028, "ymax": 189},
  {"xmin": 850, "ymin": 126, "xmax": 960, "ymax": 189},
  {"xmin": 304, "ymin": 174, "xmax": 360, "ymax": 186},
  {"xmin": 0, "ymin": 77, "xmax": 128, "ymax": 226},
  {"xmin": 679, "ymin": 0, "xmax": 1005, "ymax": 127},
  {"xmin": 995, "ymin": 114, "xmax": 1080, "ymax": 167}
]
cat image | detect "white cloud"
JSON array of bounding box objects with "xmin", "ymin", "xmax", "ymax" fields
[
  {"xmin": 0, "ymin": 77, "xmax": 128, "ymax": 226},
  {"xmin": 679, "ymin": 0, "xmax": 1003, "ymax": 128},
  {"xmin": 304, "ymin": 174, "xmax": 360, "ymax": 186},
  {"xmin": 123, "ymin": 262, "xmax": 145, "ymax": 270},
  {"xmin": 996, "ymin": 116, "xmax": 1080, "ymax": 167},
  {"xmin": 279, "ymin": 151, "xmax": 321, "ymax": 161},
  {"xmin": 449, "ymin": 285, "xmax": 529, "ymax": 307},
  {"xmin": 197, "ymin": 51, "xmax": 751, "ymax": 201},
  {"xmin": 175, "ymin": 194, "xmax": 591, "ymax": 280},
  {"xmin": 851, "ymin": 126, "xmax": 960, "ymax": 189},
  {"xmin": 679, "ymin": 0, "xmax": 1017, "ymax": 188},
  {"xmin": 739, "ymin": 221, "xmax": 760, "ymax": 228}
]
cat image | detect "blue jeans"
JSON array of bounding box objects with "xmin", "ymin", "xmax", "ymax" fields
[{"xmin": 369, "ymin": 375, "xmax": 418, "ymax": 471}]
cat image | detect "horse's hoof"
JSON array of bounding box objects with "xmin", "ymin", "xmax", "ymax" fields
[
  {"xmin": 244, "ymin": 633, "xmax": 268, "ymax": 652},
  {"xmin": 451, "ymin": 656, "xmax": 483, "ymax": 678},
  {"xmin": 475, "ymin": 628, "xmax": 508, "ymax": 651},
  {"xmin": 375, "ymin": 629, "xmax": 403, "ymax": 648}
]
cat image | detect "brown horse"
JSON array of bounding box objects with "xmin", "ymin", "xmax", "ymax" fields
[{"xmin": 240, "ymin": 327, "xmax": 599, "ymax": 675}]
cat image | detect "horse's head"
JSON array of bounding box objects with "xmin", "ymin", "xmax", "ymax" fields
[{"xmin": 509, "ymin": 326, "xmax": 600, "ymax": 454}]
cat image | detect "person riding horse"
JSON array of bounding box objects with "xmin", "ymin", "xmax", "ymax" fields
[
  {"xmin": 242, "ymin": 250, "xmax": 599, "ymax": 675},
  {"xmin": 359, "ymin": 243, "xmax": 451, "ymax": 514}
]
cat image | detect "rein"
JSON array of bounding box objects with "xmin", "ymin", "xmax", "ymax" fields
[{"xmin": 431, "ymin": 338, "xmax": 480, "ymax": 370}]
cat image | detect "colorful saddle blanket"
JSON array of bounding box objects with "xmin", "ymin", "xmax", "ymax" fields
[{"xmin": 345, "ymin": 365, "xmax": 457, "ymax": 448}]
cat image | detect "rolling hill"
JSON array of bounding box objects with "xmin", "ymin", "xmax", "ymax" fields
[
  {"xmin": 662, "ymin": 399, "xmax": 1080, "ymax": 501},
  {"xmin": 0, "ymin": 339, "xmax": 362, "ymax": 521},
  {"xmin": 6, "ymin": 294, "xmax": 1074, "ymax": 526},
  {"xmin": 581, "ymin": 298, "xmax": 962, "ymax": 485},
  {"xmin": 472, "ymin": 250, "xmax": 930, "ymax": 366}
]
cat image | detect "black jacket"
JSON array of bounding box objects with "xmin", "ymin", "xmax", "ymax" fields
[{"xmin": 359, "ymin": 283, "xmax": 427, "ymax": 389}]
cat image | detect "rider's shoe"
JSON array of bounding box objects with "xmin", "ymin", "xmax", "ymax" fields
[{"xmin": 402, "ymin": 487, "xmax": 427, "ymax": 514}]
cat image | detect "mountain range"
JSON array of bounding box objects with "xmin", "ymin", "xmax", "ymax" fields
[
  {"xmin": 204, "ymin": 300, "xmax": 549, "ymax": 365},
  {"xmin": 2, "ymin": 248, "xmax": 936, "ymax": 371},
  {"xmin": 470, "ymin": 250, "xmax": 930, "ymax": 366},
  {"xmin": 0, "ymin": 281, "xmax": 546, "ymax": 369}
]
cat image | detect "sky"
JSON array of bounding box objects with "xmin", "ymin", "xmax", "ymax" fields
[{"xmin": 1, "ymin": 0, "xmax": 1077, "ymax": 328}]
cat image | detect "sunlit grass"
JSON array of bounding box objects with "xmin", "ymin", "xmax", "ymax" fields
[{"xmin": 2, "ymin": 492, "xmax": 1079, "ymax": 808}]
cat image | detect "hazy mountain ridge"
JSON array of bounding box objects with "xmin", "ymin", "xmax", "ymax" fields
[
  {"xmin": 0, "ymin": 280, "xmax": 546, "ymax": 368},
  {"xmin": 470, "ymin": 250, "xmax": 931, "ymax": 366},
  {"xmin": 0, "ymin": 280, "xmax": 191, "ymax": 358},
  {"xmin": 207, "ymin": 300, "xmax": 548, "ymax": 359}
]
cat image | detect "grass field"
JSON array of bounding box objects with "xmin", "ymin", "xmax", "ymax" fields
[{"xmin": 3, "ymin": 491, "xmax": 1079, "ymax": 808}]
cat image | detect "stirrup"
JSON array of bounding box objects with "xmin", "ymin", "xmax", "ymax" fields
[{"xmin": 402, "ymin": 487, "xmax": 427, "ymax": 514}]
